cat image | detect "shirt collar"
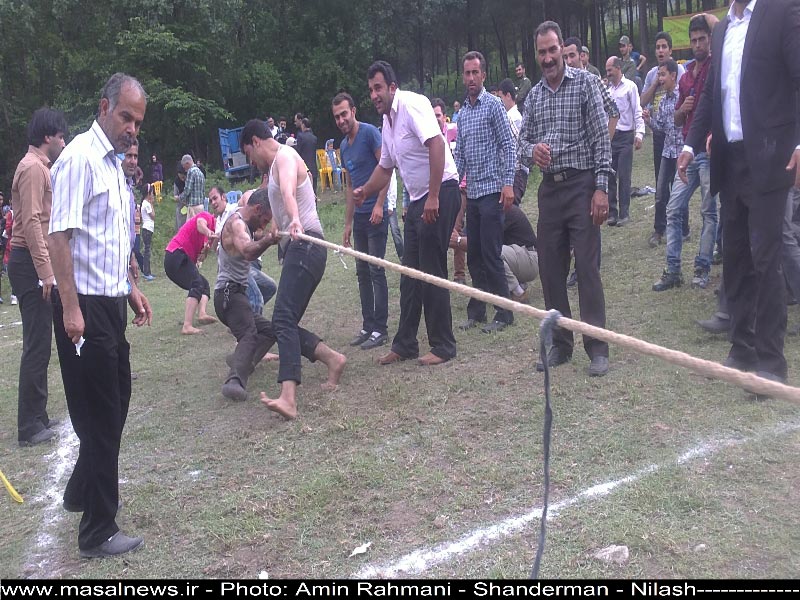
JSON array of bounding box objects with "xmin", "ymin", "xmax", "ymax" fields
[
  {"xmin": 465, "ymin": 87, "xmax": 489, "ymax": 108},
  {"xmin": 90, "ymin": 120, "xmax": 117, "ymax": 162},
  {"xmin": 541, "ymin": 65, "xmax": 575, "ymax": 93},
  {"xmin": 728, "ymin": 0, "xmax": 757, "ymax": 22},
  {"xmin": 27, "ymin": 145, "xmax": 52, "ymax": 168}
]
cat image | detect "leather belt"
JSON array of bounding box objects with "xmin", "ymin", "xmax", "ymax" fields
[{"xmin": 542, "ymin": 168, "xmax": 587, "ymax": 183}]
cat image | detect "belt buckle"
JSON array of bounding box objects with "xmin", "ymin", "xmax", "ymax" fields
[{"xmin": 554, "ymin": 171, "xmax": 566, "ymax": 183}]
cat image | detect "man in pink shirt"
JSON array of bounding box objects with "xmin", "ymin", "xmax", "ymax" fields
[{"xmin": 164, "ymin": 211, "xmax": 218, "ymax": 334}]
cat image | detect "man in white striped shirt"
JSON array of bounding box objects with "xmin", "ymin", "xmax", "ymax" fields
[{"xmin": 49, "ymin": 73, "xmax": 152, "ymax": 559}]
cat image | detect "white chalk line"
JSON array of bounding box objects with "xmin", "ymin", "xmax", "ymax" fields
[
  {"xmin": 23, "ymin": 420, "xmax": 79, "ymax": 577},
  {"xmin": 354, "ymin": 420, "xmax": 800, "ymax": 578}
]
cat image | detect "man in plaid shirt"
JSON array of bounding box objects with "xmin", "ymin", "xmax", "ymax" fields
[
  {"xmin": 518, "ymin": 21, "xmax": 613, "ymax": 377},
  {"xmin": 176, "ymin": 154, "xmax": 206, "ymax": 218},
  {"xmin": 455, "ymin": 51, "xmax": 517, "ymax": 333}
]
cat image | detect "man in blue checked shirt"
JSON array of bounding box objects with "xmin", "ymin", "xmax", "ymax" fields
[{"xmin": 455, "ymin": 51, "xmax": 517, "ymax": 334}]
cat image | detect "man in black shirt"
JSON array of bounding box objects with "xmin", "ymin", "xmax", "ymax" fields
[{"xmin": 295, "ymin": 117, "xmax": 318, "ymax": 194}]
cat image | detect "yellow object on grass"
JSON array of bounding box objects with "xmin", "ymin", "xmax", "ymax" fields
[{"xmin": 0, "ymin": 469, "xmax": 23, "ymax": 503}]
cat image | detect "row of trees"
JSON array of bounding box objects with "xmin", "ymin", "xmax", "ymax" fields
[{"xmin": 0, "ymin": 0, "xmax": 723, "ymax": 187}]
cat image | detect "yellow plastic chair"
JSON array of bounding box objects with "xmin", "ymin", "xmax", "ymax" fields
[
  {"xmin": 152, "ymin": 180, "xmax": 163, "ymax": 203},
  {"xmin": 316, "ymin": 150, "xmax": 333, "ymax": 192}
]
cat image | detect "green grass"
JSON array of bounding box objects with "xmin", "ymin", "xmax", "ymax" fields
[{"xmin": 1, "ymin": 139, "xmax": 799, "ymax": 579}]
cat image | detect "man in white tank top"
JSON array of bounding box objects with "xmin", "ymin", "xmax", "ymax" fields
[{"xmin": 241, "ymin": 120, "xmax": 346, "ymax": 419}]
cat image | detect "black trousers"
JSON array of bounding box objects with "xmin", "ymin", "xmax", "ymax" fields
[
  {"xmin": 466, "ymin": 192, "xmax": 513, "ymax": 325},
  {"xmin": 537, "ymin": 170, "xmax": 608, "ymax": 359},
  {"xmin": 7, "ymin": 248, "xmax": 53, "ymax": 441},
  {"xmin": 391, "ymin": 179, "xmax": 460, "ymax": 360},
  {"xmin": 721, "ymin": 143, "xmax": 788, "ymax": 378},
  {"xmin": 52, "ymin": 290, "xmax": 130, "ymax": 550},
  {"xmin": 214, "ymin": 285, "xmax": 320, "ymax": 388},
  {"xmin": 164, "ymin": 249, "xmax": 210, "ymax": 301}
]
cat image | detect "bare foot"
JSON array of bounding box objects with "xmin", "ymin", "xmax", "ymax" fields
[
  {"xmin": 260, "ymin": 392, "xmax": 297, "ymax": 420},
  {"xmin": 324, "ymin": 351, "xmax": 347, "ymax": 389},
  {"xmin": 181, "ymin": 326, "xmax": 204, "ymax": 335},
  {"xmin": 261, "ymin": 352, "xmax": 280, "ymax": 363},
  {"xmin": 197, "ymin": 315, "xmax": 217, "ymax": 325}
]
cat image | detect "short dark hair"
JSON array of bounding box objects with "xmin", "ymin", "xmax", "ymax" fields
[
  {"xmin": 487, "ymin": 84, "xmax": 498, "ymax": 94},
  {"xmin": 332, "ymin": 92, "xmax": 355, "ymax": 108},
  {"xmin": 563, "ymin": 36, "xmax": 582, "ymax": 51},
  {"xmin": 499, "ymin": 78, "xmax": 516, "ymax": 100},
  {"xmin": 659, "ymin": 59, "xmax": 679, "ymax": 76},
  {"xmin": 655, "ymin": 31, "xmax": 673, "ymax": 49},
  {"xmin": 210, "ymin": 185, "xmax": 226, "ymax": 197},
  {"xmin": 367, "ymin": 60, "xmax": 398, "ymax": 87},
  {"xmin": 431, "ymin": 97, "xmax": 446, "ymax": 112},
  {"xmin": 100, "ymin": 72, "xmax": 146, "ymax": 112},
  {"xmin": 248, "ymin": 187, "xmax": 272, "ymax": 213},
  {"xmin": 463, "ymin": 50, "xmax": 487, "ymax": 73},
  {"xmin": 241, "ymin": 118, "xmax": 273, "ymax": 146},
  {"xmin": 301, "ymin": 117, "xmax": 311, "ymax": 129},
  {"xmin": 27, "ymin": 107, "xmax": 68, "ymax": 147},
  {"xmin": 535, "ymin": 21, "xmax": 563, "ymax": 45},
  {"xmin": 689, "ymin": 14, "xmax": 712, "ymax": 36},
  {"xmin": 279, "ymin": 116, "xmax": 286, "ymax": 122},
  {"xmin": 516, "ymin": 63, "xmax": 526, "ymax": 70}
]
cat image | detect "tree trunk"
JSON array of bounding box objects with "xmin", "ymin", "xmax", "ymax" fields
[
  {"xmin": 617, "ymin": 0, "xmax": 624, "ymax": 36},
  {"xmin": 657, "ymin": 0, "xmax": 666, "ymax": 31},
  {"xmin": 638, "ymin": 0, "xmax": 649, "ymax": 62},
  {"xmin": 491, "ymin": 14, "xmax": 509, "ymax": 78},
  {"xmin": 600, "ymin": 1, "xmax": 609, "ymax": 61}
]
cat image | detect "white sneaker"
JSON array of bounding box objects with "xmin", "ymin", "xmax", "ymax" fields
[{"xmin": 10, "ymin": 295, "xmax": 17, "ymax": 305}]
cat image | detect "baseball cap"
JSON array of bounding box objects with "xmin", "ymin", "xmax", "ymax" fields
[
  {"xmin": 581, "ymin": 45, "xmax": 590, "ymax": 54},
  {"xmin": 619, "ymin": 35, "xmax": 631, "ymax": 45}
]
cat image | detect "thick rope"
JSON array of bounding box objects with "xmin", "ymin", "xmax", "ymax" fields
[{"xmin": 281, "ymin": 231, "xmax": 800, "ymax": 403}]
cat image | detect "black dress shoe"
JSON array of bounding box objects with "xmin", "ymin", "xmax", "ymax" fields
[
  {"xmin": 696, "ymin": 314, "xmax": 730, "ymax": 334},
  {"xmin": 19, "ymin": 428, "xmax": 55, "ymax": 447},
  {"xmin": 349, "ymin": 330, "xmax": 371, "ymax": 346},
  {"xmin": 80, "ymin": 531, "xmax": 143, "ymax": 558},
  {"xmin": 360, "ymin": 332, "xmax": 388, "ymax": 350},
  {"xmin": 536, "ymin": 346, "xmax": 572, "ymax": 372},
  {"xmin": 722, "ymin": 355, "xmax": 757, "ymax": 372},
  {"xmin": 752, "ymin": 370, "xmax": 788, "ymax": 401},
  {"xmin": 588, "ymin": 356, "xmax": 609, "ymax": 377},
  {"xmin": 459, "ymin": 318, "xmax": 485, "ymax": 331},
  {"xmin": 481, "ymin": 320, "xmax": 508, "ymax": 333}
]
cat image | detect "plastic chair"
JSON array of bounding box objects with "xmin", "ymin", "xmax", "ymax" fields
[
  {"xmin": 152, "ymin": 180, "xmax": 163, "ymax": 203},
  {"xmin": 325, "ymin": 143, "xmax": 343, "ymax": 192},
  {"xmin": 316, "ymin": 149, "xmax": 333, "ymax": 192},
  {"xmin": 226, "ymin": 190, "xmax": 242, "ymax": 204}
]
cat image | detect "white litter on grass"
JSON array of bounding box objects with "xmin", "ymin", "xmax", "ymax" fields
[
  {"xmin": 349, "ymin": 541, "xmax": 372, "ymax": 558},
  {"xmin": 593, "ymin": 544, "xmax": 629, "ymax": 565},
  {"xmin": 0, "ymin": 320, "xmax": 22, "ymax": 329},
  {"xmin": 258, "ymin": 570, "xmax": 270, "ymax": 579},
  {"xmin": 354, "ymin": 421, "xmax": 800, "ymax": 579},
  {"xmin": 189, "ymin": 470, "xmax": 202, "ymax": 479}
]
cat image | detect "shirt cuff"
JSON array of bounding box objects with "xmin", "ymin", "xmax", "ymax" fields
[
  {"xmin": 682, "ymin": 145, "xmax": 694, "ymax": 156},
  {"xmin": 595, "ymin": 173, "xmax": 609, "ymax": 193},
  {"xmin": 795, "ymin": 145, "xmax": 800, "ymax": 152}
]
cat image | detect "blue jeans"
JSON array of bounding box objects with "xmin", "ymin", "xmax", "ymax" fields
[
  {"xmin": 665, "ymin": 152, "xmax": 718, "ymax": 273},
  {"xmin": 247, "ymin": 263, "xmax": 277, "ymax": 315},
  {"xmin": 466, "ymin": 193, "xmax": 512, "ymax": 324},
  {"xmin": 353, "ymin": 212, "xmax": 389, "ymax": 334}
]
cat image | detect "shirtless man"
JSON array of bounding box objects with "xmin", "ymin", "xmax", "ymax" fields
[{"xmin": 240, "ymin": 120, "xmax": 345, "ymax": 418}]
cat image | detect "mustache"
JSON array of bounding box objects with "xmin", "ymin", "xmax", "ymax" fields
[{"xmin": 542, "ymin": 61, "xmax": 557, "ymax": 69}]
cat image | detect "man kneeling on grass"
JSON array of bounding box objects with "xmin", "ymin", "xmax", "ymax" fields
[{"xmin": 240, "ymin": 120, "xmax": 346, "ymax": 419}]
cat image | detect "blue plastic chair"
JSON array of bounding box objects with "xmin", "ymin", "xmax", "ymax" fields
[
  {"xmin": 325, "ymin": 140, "xmax": 343, "ymax": 191},
  {"xmin": 226, "ymin": 190, "xmax": 243, "ymax": 204}
]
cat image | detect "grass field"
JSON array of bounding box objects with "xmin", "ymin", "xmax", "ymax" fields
[{"xmin": 1, "ymin": 138, "xmax": 799, "ymax": 579}]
